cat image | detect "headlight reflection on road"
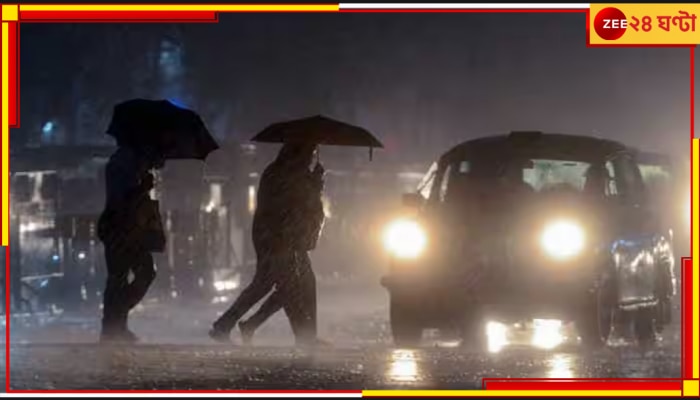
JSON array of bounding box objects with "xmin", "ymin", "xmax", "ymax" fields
[
  {"xmin": 388, "ymin": 349, "xmax": 419, "ymax": 382},
  {"xmin": 531, "ymin": 319, "xmax": 564, "ymax": 350},
  {"xmin": 547, "ymin": 353, "xmax": 575, "ymax": 378},
  {"xmin": 486, "ymin": 321, "xmax": 509, "ymax": 353}
]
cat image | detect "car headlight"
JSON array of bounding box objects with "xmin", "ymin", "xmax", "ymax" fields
[
  {"xmin": 383, "ymin": 218, "xmax": 427, "ymax": 259},
  {"xmin": 540, "ymin": 219, "xmax": 585, "ymax": 260}
]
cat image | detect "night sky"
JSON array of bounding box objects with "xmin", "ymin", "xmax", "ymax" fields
[{"xmin": 18, "ymin": 12, "xmax": 692, "ymax": 163}]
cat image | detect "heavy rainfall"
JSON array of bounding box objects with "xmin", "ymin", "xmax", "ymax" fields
[{"xmin": 2, "ymin": 12, "xmax": 691, "ymax": 390}]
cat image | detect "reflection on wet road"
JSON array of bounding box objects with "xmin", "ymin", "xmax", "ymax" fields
[
  {"xmin": 2, "ymin": 286, "xmax": 682, "ymax": 390},
  {"xmin": 4, "ymin": 341, "xmax": 681, "ymax": 390}
]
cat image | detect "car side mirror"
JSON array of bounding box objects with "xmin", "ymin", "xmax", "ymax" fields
[{"xmin": 402, "ymin": 193, "xmax": 424, "ymax": 209}]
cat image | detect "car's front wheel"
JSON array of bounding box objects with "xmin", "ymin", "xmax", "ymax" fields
[
  {"xmin": 576, "ymin": 279, "xmax": 615, "ymax": 348},
  {"xmin": 390, "ymin": 294, "xmax": 423, "ymax": 347}
]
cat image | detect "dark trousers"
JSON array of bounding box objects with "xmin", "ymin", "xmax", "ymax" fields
[
  {"xmin": 102, "ymin": 242, "xmax": 156, "ymax": 333},
  {"xmin": 245, "ymin": 251, "xmax": 317, "ymax": 343},
  {"xmin": 213, "ymin": 247, "xmax": 317, "ymax": 343}
]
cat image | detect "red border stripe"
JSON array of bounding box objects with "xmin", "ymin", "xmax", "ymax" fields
[
  {"xmin": 7, "ymin": 22, "xmax": 17, "ymax": 127},
  {"xmin": 340, "ymin": 9, "xmax": 585, "ymax": 13},
  {"xmin": 484, "ymin": 381, "xmax": 683, "ymax": 391},
  {"xmin": 19, "ymin": 11, "xmax": 219, "ymax": 22}
]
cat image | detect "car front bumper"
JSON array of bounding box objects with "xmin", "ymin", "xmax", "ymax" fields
[{"xmin": 381, "ymin": 255, "xmax": 601, "ymax": 321}]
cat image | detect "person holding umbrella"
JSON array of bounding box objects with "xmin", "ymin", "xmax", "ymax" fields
[
  {"xmin": 236, "ymin": 157, "xmax": 326, "ymax": 345},
  {"xmin": 210, "ymin": 115, "xmax": 382, "ymax": 347},
  {"xmin": 210, "ymin": 142, "xmax": 327, "ymax": 347},
  {"xmin": 97, "ymin": 144, "xmax": 165, "ymax": 342},
  {"xmin": 98, "ymin": 99, "xmax": 218, "ymax": 343}
]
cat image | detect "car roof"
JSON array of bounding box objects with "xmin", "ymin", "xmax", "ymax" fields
[{"xmin": 440, "ymin": 131, "xmax": 629, "ymax": 164}]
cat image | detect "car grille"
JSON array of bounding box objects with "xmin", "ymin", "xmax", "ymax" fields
[{"xmin": 457, "ymin": 231, "xmax": 515, "ymax": 291}]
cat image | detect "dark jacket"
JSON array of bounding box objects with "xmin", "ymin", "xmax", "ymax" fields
[
  {"xmin": 252, "ymin": 161, "xmax": 324, "ymax": 252},
  {"xmin": 97, "ymin": 147, "xmax": 153, "ymax": 245}
]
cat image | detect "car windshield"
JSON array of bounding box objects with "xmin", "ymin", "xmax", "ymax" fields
[
  {"xmin": 521, "ymin": 159, "xmax": 592, "ymax": 192},
  {"xmin": 440, "ymin": 157, "xmax": 596, "ymax": 203}
]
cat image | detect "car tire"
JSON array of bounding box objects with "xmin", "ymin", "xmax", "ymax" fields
[
  {"xmin": 632, "ymin": 307, "xmax": 659, "ymax": 345},
  {"xmin": 390, "ymin": 295, "xmax": 423, "ymax": 347},
  {"xmin": 576, "ymin": 280, "xmax": 615, "ymax": 348},
  {"xmin": 654, "ymin": 298, "xmax": 671, "ymax": 334}
]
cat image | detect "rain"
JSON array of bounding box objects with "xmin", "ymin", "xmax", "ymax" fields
[{"xmin": 2, "ymin": 12, "xmax": 689, "ymax": 390}]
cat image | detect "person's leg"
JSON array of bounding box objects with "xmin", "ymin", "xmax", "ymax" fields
[
  {"xmin": 211, "ymin": 250, "xmax": 275, "ymax": 337},
  {"xmin": 294, "ymin": 251, "xmax": 318, "ymax": 344},
  {"xmin": 274, "ymin": 251, "xmax": 321, "ymax": 346},
  {"xmin": 124, "ymin": 249, "xmax": 156, "ymax": 312},
  {"xmin": 101, "ymin": 243, "xmax": 132, "ymax": 340},
  {"xmin": 274, "ymin": 252, "xmax": 306, "ymax": 342},
  {"xmin": 238, "ymin": 288, "xmax": 285, "ymax": 345}
]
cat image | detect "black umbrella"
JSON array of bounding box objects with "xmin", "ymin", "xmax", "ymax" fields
[
  {"xmin": 251, "ymin": 115, "xmax": 383, "ymax": 159},
  {"xmin": 106, "ymin": 99, "xmax": 219, "ymax": 160}
]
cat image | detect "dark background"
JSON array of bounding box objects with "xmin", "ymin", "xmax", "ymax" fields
[{"xmin": 18, "ymin": 13, "xmax": 691, "ymax": 163}]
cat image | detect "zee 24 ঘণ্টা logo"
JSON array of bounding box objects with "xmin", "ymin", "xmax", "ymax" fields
[{"xmin": 593, "ymin": 6, "xmax": 697, "ymax": 40}]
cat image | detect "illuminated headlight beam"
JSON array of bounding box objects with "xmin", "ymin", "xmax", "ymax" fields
[
  {"xmin": 540, "ymin": 219, "xmax": 585, "ymax": 260},
  {"xmin": 383, "ymin": 218, "xmax": 427, "ymax": 259}
]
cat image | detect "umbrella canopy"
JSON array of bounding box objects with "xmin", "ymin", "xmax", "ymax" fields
[
  {"xmin": 106, "ymin": 99, "xmax": 219, "ymax": 160},
  {"xmin": 251, "ymin": 115, "xmax": 383, "ymax": 149}
]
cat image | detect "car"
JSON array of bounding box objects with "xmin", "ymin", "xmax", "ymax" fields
[{"xmin": 380, "ymin": 131, "xmax": 677, "ymax": 348}]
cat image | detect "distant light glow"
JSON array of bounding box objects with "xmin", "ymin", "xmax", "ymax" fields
[
  {"xmin": 214, "ymin": 279, "xmax": 239, "ymax": 292},
  {"xmin": 42, "ymin": 121, "xmax": 54, "ymax": 135},
  {"xmin": 77, "ymin": 251, "xmax": 87, "ymax": 260},
  {"xmin": 212, "ymin": 295, "xmax": 230, "ymax": 304},
  {"xmin": 51, "ymin": 254, "xmax": 60, "ymax": 262},
  {"xmin": 19, "ymin": 222, "xmax": 38, "ymax": 233},
  {"xmin": 248, "ymin": 185, "xmax": 256, "ymax": 214},
  {"xmin": 486, "ymin": 321, "xmax": 509, "ymax": 353}
]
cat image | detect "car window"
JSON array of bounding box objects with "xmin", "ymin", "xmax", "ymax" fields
[
  {"xmin": 638, "ymin": 164, "xmax": 672, "ymax": 190},
  {"xmin": 605, "ymin": 161, "xmax": 618, "ymax": 196},
  {"xmin": 417, "ymin": 162, "xmax": 438, "ymax": 200},
  {"xmin": 439, "ymin": 164, "xmax": 453, "ymax": 202},
  {"xmin": 606, "ymin": 154, "xmax": 645, "ymax": 201}
]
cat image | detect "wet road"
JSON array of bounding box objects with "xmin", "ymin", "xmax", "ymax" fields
[
  {"xmin": 4, "ymin": 342, "xmax": 682, "ymax": 390},
  {"xmin": 2, "ymin": 282, "xmax": 683, "ymax": 390}
]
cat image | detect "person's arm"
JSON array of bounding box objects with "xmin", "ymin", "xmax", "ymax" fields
[{"xmin": 104, "ymin": 158, "xmax": 152, "ymax": 209}]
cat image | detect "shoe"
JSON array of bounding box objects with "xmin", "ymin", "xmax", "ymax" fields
[
  {"xmin": 209, "ymin": 327, "xmax": 232, "ymax": 344},
  {"xmin": 297, "ymin": 337, "xmax": 333, "ymax": 349},
  {"xmin": 238, "ymin": 320, "xmax": 255, "ymax": 346},
  {"xmin": 100, "ymin": 329, "xmax": 140, "ymax": 344}
]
